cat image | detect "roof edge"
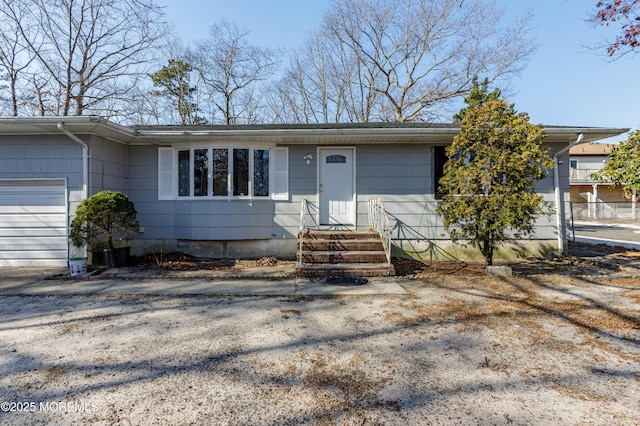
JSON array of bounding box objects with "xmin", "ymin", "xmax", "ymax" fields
[{"xmin": 0, "ymin": 117, "xmax": 630, "ymax": 145}]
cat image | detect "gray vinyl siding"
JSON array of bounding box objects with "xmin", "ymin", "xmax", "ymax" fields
[
  {"xmin": 174, "ymin": 200, "xmax": 276, "ymax": 240},
  {"xmin": 0, "ymin": 134, "xmax": 130, "ymax": 224},
  {"xmin": 278, "ymin": 145, "xmax": 317, "ymax": 232},
  {"xmin": 355, "ymin": 144, "xmax": 442, "ymax": 240},
  {"xmin": 128, "ymin": 145, "xmax": 289, "ymax": 241},
  {"xmin": 354, "ymin": 144, "xmax": 559, "ymax": 241},
  {"xmin": 89, "ymin": 135, "xmax": 129, "ymax": 194},
  {"xmin": 0, "ymin": 135, "xmax": 84, "ymax": 218},
  {"xmin": 0, "ymin": 134, "xmax": 562, "ymax": 249},
  {"xmin": 128, "ymin": 145, "xmax": 176, "ymax": 239},
  {"xmin": 287, "ymin": 144, "xmax": 441, "ymax": 240},
  {"xmin": 0, "ymin": 135, "xmax": 83, "ymax": 189},
  {"xmin": 119, "ymin": 142, "xmax": 557, "ymax": 243},
  {"xmin": 0, "ymin": 135, "xmax": 130, "ymax": 194}
]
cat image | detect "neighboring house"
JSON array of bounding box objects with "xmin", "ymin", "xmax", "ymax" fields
[
  {"xmin": 569, "ymin": 142, "xmax": 627, "ymax": 203},
  {"xmin": 0, "ymin": 116, "xmax": 627, "ymax": 267}
]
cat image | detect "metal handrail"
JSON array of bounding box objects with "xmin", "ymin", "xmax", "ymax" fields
[
  {"xmin": 368, "ymin": 197, "xmax": 392, "ymax": 264},
  {"xmin": 297, "ymin": 197, "xmax": 307, "ymax": 267}
]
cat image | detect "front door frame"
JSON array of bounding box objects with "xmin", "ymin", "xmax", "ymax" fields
[{"xmin": 317, "ymin": 146, "xmax": 356, "ymax": 228}]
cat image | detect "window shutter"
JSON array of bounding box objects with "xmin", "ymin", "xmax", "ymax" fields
[
  {"xmin": 158, "ymin": 147, "xmax": 175, "ymax": 200},
  {"xmin": 271, "ymin": 147, "xmax": 289, "ymax": 200}
]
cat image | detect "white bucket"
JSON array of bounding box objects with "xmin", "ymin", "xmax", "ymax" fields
[{"xmin": 69, "ymin": 258, "xmax": 87, "ymax": 276}]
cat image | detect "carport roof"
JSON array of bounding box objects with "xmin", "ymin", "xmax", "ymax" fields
[{"xmin": 0, "ymin": 116, "xmax": 630, "ymax": 146}]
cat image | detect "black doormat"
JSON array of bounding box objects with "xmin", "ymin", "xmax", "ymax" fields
[{"xmin": 325, "ymin": 277, "xmax": 368, "ymax": 286}]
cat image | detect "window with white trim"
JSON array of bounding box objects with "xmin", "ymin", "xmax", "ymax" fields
[{"xmin": 158, "ymin": 146, "xmax": 288, "ymax": 200}]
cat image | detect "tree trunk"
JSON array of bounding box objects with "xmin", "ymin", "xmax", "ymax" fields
[
  {"xmin": 10, "ymin": 71, "xmax": 18, "ymax": 116},
  {"xmin": 481, "ymin": 240, "xmax": 493, "ymax": 266},
  {"xmin": 485, "ymin": 254, "xmax": 493, "ymax": 266}
]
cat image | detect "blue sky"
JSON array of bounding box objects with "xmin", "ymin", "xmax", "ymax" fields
[{"xmin": 159, "ymin": 0, "xmax": 637, "ymax": 143}]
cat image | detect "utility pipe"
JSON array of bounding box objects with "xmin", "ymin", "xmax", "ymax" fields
[
  {"xmin": 553, "ymin": 133, "xmax": 583, "ymax": 255},
  {"xmin": 57, "ymin": 122, "xmax": 89, "ymax": 200},
  {"xmin": 58, "ymin": 121, "xmax": 90, "ymax": 262}
]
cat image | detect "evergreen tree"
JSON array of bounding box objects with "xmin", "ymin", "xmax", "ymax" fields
[
  {"xmin": 453, "ymin": 75, "xmax": 502, "ymax": 123},
  {"xmin": 591, "ymin": 130, "xmax": 640, "ymax": 198},
  {"xmin": 438, "ymin": 99, "xmax": 554, "ymax": 265},
  {"xmin": 150, "ymin": 59, "xmax": 202, "ymax": 125}
]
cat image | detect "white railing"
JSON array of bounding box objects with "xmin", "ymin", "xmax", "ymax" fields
[
  {"xmin": 569, "ymin": 168, "xmax": 608, "ymax": 183},
  {"xmin": 368, "ymin": 197, "xmax": 392, "ymax": 264},
  {"xmin": 298, "ymin": 198, "xmax": 307, "ymax": 267}
]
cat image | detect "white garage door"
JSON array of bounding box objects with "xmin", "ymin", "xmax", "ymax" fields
[{"xmin": 0, "ymin": 179, "xmax": 68, "ymax": 267}]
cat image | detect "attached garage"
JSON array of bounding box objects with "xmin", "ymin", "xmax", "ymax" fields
[{"xmin": 0, "ymin": 179, "xmax": 68, "ymax": 267}]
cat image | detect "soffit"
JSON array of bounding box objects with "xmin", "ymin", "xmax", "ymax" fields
[
  {"xmin": 133, "ymin": 126, "xmax": 629, "ymax": 146},
  {"xmin": 135, "ymin": 128, "xmax": 461, "ymax": 145},
  {"xmin": 0, "ymin": 117, "xmax": 629, "ymax": 146},
  {"xmin": 0, "ymin": 116, "xmax": 138, "ymax": 144}
]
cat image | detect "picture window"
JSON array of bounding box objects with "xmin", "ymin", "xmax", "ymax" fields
[{"xmin": 177, "ymin": 147, "xmax": 270, "ymax": 198}]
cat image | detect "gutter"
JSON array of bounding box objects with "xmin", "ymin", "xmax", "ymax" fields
[
  {"xmin": 57, "ymin": 122, "xmax": 89, "ymax": 200},
  {"xmin": 553, "ymin": 133, "xmax": 583, "ymax": 255}
]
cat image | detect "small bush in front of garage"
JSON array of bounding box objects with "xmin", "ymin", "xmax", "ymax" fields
[{"xmin": 70, "ymin": 191, "xmax": 141, "ymax": 267}]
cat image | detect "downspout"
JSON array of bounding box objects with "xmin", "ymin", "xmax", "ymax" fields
[
  {"xmin": 58, "ymin": 122, "xmax": 90, "ymax": 262},
  {"xmin": 57, "ymin": 122, "xmax": 89, "ymax": 200},
  {"xmin": 553, "ymin": 133, "xmax": 583, "ymax": 255}
]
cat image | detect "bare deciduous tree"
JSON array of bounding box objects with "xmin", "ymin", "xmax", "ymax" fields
[
  {"xmin": 192, "ymin": 20, "xmax": 280, "ymax": 124},
  {"xmin": 2, "ymin": 0, "xmax": 168, "ymax": 117},
  {"xmin": 271, "ymin": 34, "xmax": 338, "ymax": 124},
  {"xmin": 274, "ymin": 0, "xmax": 534, "ymax": 123},
  {"xmin": 0, "ymin": 0, "xmax": 37, "ymax": 116},
  {"xmin": 23, "ymin": 76, "xmax": 65, "ymax": 116}
]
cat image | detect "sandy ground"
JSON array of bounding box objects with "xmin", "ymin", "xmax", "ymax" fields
[{"xmin": 0, "ymin": 256, "xmax": 639, "ymax": 425}]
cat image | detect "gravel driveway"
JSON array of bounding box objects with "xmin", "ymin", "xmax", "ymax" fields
[{"xmin": 0, "ymin": 263, "xmax": 638, "ymax": 425}]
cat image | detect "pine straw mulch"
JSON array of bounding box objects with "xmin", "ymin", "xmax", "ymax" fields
[
  {"xmin": 126, "ymin": 251, "xmax": 629, "ymax": 278},
  {"xmin": 130, "ymin": 252, "xmax": 279, "ymax": 272},
  {"xmin": 391, "ymin": 241, "xmax": 640, "ymax": 278},
  {"xmin": 388, "ymin": 270, "xmax": 640, "ymax": 343},
  {"xmin": 390, "ymin": 255, "xmax": 623, "ymax": 278},
  {"xmin": 391, "ymin": 253, "xmax": 640, "ymax": 338},
  {"xmin": 391, "ymin": 257, "xmax": 487, "ymax": 277}
]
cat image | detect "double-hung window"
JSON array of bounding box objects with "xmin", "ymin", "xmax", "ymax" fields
[{"xmin": 158, "ymin": 146, "xmax": 288, "ymax": 200}]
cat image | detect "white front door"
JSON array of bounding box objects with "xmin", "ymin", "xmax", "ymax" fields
[{"xmin": 319, "ymin": 148, "xmax": 355, "ymax": 225}]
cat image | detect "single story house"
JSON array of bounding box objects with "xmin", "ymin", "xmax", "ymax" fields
[{"xmin": 0, "ymin": 116, "xmax": 628, "ymax": 267}]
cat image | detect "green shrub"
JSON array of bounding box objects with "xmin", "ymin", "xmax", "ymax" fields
[{"xmin": 70, "ymin": 191, "xmax": 141, "ymax": 256}]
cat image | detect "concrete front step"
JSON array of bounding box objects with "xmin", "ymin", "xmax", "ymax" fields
[
  {"xmin": 300, "ymin": 238, "xmax": 384, "ymax": 251},
  {"xmin": 303, "ymin": 230, "xmax": 380, "ymax": 240},
  {"xmin": 301, "ymin": 250, "xmax": 388, "ymax": 264},
  {"xmin": 295, "ymin": 263, "xmax": 395, "ymax": 277},
  {"xmin": 297, "ymin": 229, "xmax": 393, "ymax": 277}
]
